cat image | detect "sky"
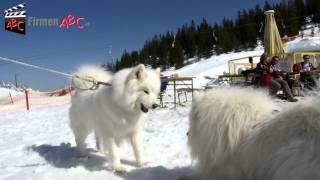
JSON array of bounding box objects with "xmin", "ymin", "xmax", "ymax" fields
[{"xmin": 0, "ymin": 0, "xmax": 281, "ymax": 90}]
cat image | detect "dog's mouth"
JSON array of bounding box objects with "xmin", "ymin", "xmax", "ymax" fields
[{"xmin": 140, "ymin": 103, "xmax": 149, "ymax": 113}]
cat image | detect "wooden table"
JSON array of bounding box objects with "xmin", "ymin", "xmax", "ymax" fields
[
  {"xmin": 162, "ymin": 77, "xmax": 194, "ymax": 107},
  {"xmin": 300, "ymin": 70, "xmax": 320, "ymax": 75}
]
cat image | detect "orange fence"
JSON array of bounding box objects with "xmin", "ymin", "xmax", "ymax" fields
[{"xmin": 0, "ymin": 86, "xmax": 75, "ymax": 113}]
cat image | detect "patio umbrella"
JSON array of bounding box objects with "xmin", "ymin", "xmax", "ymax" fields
[{"xmin": 264, "ymin": 10, "xmax": 285, "ymax": 60}]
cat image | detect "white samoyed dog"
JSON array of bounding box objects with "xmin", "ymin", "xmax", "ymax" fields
[
  {"xmin": 69, "ymin": 64, "xmax": 160, "ymax": 172},
  {"xmin": 187, "ymin": 87, "xmax": 320, "ymax": 180}
]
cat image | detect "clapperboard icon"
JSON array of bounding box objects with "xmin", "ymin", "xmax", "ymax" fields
[{"xmin": 4, "ymin": 3, "xmax": 26, "ymax": 35}]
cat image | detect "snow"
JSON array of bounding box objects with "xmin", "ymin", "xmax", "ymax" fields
[
  {"xmin": 1, "ymin": 33, "xmax": 320, "ymax": 180},
  {"xmin": 0, "ymin": 88, "xmax": 19, "ymax": 98},
  {"xmin": 284, "ymin": 25, "xmax": 320, "ymax": 53},
  {"xmin": 0, "ymin": 104, "xmax": 192, "ymax": 180},
  {"xmin": 285, "ymin": 37, "xmax": 320, "ymax": 53},
  {"xmin": 0, "ymin": 88, "xmax": 311, "ymax": 180}
]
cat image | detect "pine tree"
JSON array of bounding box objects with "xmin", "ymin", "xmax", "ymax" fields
[
  {"xmin": 254, "ymin": 4, "xmax": 264, "ymax": 40},
  {"xmin": 217, "ymin": 18, "xmax": 240, "ymax": 52},
  {"xmin": 196, "ymin": 18, "xmax": 214, "ymax": 58},
  {"xmin": 169, "ymin": 39, "xmax": 184, "ymax": 69},
  {"xmin": 294, "ymin": 0, "xmax": 306, "ymax": 30},
  {"xmin": 286, "ymin": 0, "xmax": 300, "ymax": 36},
  {"xmin": 305, "ymin": 0, "xmax": 320, "ymax": 23},
  {"xmin": 263, "ymin": 1, "xmax": 272, "ymax": 11}
]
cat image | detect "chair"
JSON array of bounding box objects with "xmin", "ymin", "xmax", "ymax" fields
[
  {"xmin": 177, "ymin": 88, "xmax": 192, "ymax": 104},
  {"xmin": 159, "ymin": 80, "xmax": 168, "ymax": 107}
]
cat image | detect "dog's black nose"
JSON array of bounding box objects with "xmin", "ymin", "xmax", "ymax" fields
[
  {"xmin": 152, "ymin": 104, "xmax": 159, "ymax": 109},
  {"xmin": 186, "ymin": 132, "xmax": 189, "ymax": 136}
]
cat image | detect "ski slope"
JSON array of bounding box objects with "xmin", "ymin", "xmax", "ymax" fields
[
  {"xmin": 285, "ymin": 36, "xmax": 320, "ymax": 53},
  {"xmin": 163, "ymin": 49, "xmax": 264, "ymax": 88}
]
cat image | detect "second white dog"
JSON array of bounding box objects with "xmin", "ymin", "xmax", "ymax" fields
[{"xmin": 187, "ymin": 87, "xmax": 320, "ymax": 180}]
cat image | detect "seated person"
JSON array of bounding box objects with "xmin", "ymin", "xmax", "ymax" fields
[
  {"xmin": 257, "ymin": 54, "xmax": 297, "ymax": 102},
  {"xmin": 270, "ymin": 56, "xmax": 297, "ymax": 101},
  {"xmin": 292, "ymin": 62, "xmax": 302, "ymax": 73},
  {"xmin": 271, "ymin": 56, "xmax": 295, "ymax": 90},
  {"xmin": 293, "ymin": 55, "xmax": 317, "ymax": 89},
  {"xmin": 160, "ymin": 74, "xmax": 169, "ymax": 93},
  {"xmin": 301, "ymin": 55, "xmax": 316, "ymax": 71}
]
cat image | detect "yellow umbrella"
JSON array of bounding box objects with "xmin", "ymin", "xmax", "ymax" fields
[{"xmin": 264, "ymin": 10, "xmax": 285, "ymax": 60}]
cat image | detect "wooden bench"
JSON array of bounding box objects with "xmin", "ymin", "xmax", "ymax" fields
[{"xmin": 218, "ymin": 73, "xmax": 261, "ymax": 86}]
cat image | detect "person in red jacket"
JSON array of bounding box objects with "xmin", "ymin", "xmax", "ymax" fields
[
  {"xmin": 257, "ymin": 54, "xmax": 297, "ymax": 102},
  {"xmin": 256, "ymin": 54, "xmax": 274, "ymax": 86},
  {"xmin": 256, "ymin": 54, "xmax": 271, "ymax": 86}
]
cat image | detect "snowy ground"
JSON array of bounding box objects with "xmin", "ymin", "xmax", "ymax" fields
[
  {"xmin": 0, "ymin": 89, "xmax": 313, "ymax": 180},
  {"xmin": 0, "ymin": 102, "xmax": 193, "ymax": 180}
]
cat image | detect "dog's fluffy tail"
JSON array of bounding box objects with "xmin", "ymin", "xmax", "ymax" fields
[
  {"xmin": 72, "ymin": 65, "xmax": 112, "ymax": 90},
  {"xmin": 189, "ymin": 87, "xmax": 275, "ymax": 173}
]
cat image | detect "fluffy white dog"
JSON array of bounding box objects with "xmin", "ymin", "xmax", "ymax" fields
[
  {"xmin": 69, "ymin": 64, "xmax": 160, "ymax": 172},
  {"xmin": 187, "ymin": 87, "xmax": 320, "ymax": 180}
]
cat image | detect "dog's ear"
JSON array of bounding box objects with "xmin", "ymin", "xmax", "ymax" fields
[
  {"xmin": 127, "ymin": 64, "xmax": 146, "ymax": 81},
  {"xmin": 135, "ymin": 64, "xmax": 145, "ymax": 80}
]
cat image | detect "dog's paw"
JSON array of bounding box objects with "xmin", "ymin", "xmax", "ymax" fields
[
  {"xmin": 76, "ymin": 149, "xmax": 88, "ymax": 158},
  {"xmin": 137, "ymin": 160, "xmax": 150, "ymax": 167},
  {"xmin": 112, "ymin": 164, "xmax": 134, "ymax": 173}
]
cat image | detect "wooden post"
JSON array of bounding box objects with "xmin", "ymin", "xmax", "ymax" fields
[
  {"xmin": 191, "ymin": 78, "xmax": 194, "ymax": 98},
  {"xmin": 173, "ymin": 79, "xmax": 176, "ymax": 108},
  {"xmin": 25, "ymin": 90, "xmax": 29, "ymax": 111},
  {"xmin": 9, "ymin": 92, "xmax": 14, "ymax": 104}
]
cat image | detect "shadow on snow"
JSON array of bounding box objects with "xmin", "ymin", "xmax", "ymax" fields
[
  {"xmin": 28, "ymin": 142, "xmax": 193, "ymax": 179},
  {"xmin": 28, "ymin": 142, "xmax": 108, "ymax": 171}
]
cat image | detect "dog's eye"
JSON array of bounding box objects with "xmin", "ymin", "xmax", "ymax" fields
[{"xmin": 144, "ymin": 90, "xmax": 149, "ymax": 94}]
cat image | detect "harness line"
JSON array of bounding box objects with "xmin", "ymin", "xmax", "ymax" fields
[{"xmin": 0, "ymin": 56, "xmax": 111, "ymax": 89}]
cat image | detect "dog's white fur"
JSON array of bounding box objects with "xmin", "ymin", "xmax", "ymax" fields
[
  {"xmin": 69, "ymin": 64, "xmax": 160, "ymax": 172},
  {"xmin": 188, "ymin": 87, "xmax": 320, "ymax": 180}
]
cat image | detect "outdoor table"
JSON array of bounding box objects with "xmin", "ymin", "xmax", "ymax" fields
[{"xmin": 162, "ymin": 77, "xmax": 194, "ymax": 107}]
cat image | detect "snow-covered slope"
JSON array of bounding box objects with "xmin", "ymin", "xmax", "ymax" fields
[
  {"xmin": 163, "ymin": 49, "xmax": 263, "ymax": 88},
  {"xmin": 285, "ymin": 37, "xmax": 320, "ymax": 53}
]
